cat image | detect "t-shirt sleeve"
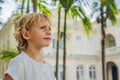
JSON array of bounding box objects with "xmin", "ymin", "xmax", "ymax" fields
[{"xmin": 5, "ymin": 59, "xmax": 22, "ymax": 80}]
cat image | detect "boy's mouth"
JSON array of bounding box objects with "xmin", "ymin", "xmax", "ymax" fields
[{"xmin": 43, "ymin": 37, "xmax": 51, "ymax": 41}]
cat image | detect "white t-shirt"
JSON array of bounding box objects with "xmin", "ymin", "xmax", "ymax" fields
[{"xmin": 6, "ymin": 52, "xmax": 56, "ymax": 80}]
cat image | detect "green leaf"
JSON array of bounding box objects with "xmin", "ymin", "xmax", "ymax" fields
[{"xmin": 0, "ymin": 49, "xmax": 19, "ymax": 62}]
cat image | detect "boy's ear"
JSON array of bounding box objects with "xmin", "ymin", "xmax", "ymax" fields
[{"xmin": 22, "ymin": 31, "xmax": 30, "ymax": 40}]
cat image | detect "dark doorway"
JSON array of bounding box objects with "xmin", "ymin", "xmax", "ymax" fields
[
  {"xmin": 112, "ymin": 65, "xmax": 118, "ymax": 80},
  {"xmin": 107, "ymin": 62, "xmax": 118, "ymax": 80}
]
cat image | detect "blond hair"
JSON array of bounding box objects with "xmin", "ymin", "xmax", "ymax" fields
[{"xmin": 14, "ymin": 13, "xmax": 51, "ymax": 51}]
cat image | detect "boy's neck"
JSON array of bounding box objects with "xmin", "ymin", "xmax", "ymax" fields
[{"xmin": 25, "ymin": 46, "xmax": 45, "ymax": 64}]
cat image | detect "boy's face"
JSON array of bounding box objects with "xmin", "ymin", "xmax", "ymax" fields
[{"xmin": 27, "ymin": 21, "xmax": 52, "ymax": 49}]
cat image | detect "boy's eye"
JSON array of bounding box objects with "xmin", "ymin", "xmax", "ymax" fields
[
  {"xmin": 39, "ymin": 26, "xmax": 51, "ymax": 31},
  {"xmin": 40, "ymin": 26, "xmax": 45, "ymax": 29}
]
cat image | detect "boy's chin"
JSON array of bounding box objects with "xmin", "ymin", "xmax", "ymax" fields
[{"xmin": 43, "ymin": 44, "xmax": 50, "ymax": 47}]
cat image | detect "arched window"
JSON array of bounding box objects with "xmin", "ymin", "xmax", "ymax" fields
[
  {"xmin": 89, "ymin": 66, "xmax": 96, "ymax": 80},
  {"xmin": 76, "ymin": 65, "xmax": 84, "ymax": 80},
  {"xmin": 105, "ymin": 34, "xmax": 116, "ymax": 48}
]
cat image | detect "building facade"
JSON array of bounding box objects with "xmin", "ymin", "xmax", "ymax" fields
[{"xmin": 0, "ymin": 10, "xmax": 120, "ymax": 80}]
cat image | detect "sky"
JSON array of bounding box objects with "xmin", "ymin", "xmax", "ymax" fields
[
  {"xmin": 0, "ymin": 0, "xmax": 16, "ymax": 21},
  {"xmin": 0, "ymin": 0, "xmax": 16, "ymax": 29},
  {"xmin": 0, "ymin": 0, "xmax": 120, "ymax": 30}
]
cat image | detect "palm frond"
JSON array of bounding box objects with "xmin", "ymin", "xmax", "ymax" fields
[
  {"xmin": 58, "ymin": 3, "xmax": 62, "ymax": 13},
  {"xmin": 69, "ymin": 1, "xmax": 92, "ymax": 35},
  {"xmin": 37, "ymin": 2, "xmax": 52, "ymax": 16},
  {"xmin": 77, "ymin": 6, "xmax": 92, "ymax": 35},
  {"xmin": 81, "ymin": 16, "xmax": 92, "ymax": 35},
  {"xmin": 106, "ymin": 0, "xmax": 118, "ymax": 25},
  {"xmin": 42, "ymin": 5, "xmax": 52, "ymax": 17},
  {"xmin": 0, "ymin": 49, "xmax": 19, "ymax": 61},
  {"xmin": 0, "ymin": 0, "xmax": 4, "ymax": 3}
]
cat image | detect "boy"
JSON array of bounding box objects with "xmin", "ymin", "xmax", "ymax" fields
[{"xmin": 4, "ymin": 13, "xmax": 56, "ymax": 80}]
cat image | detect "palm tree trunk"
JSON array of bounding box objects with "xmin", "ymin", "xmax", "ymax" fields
[
  {"xmin": 21, "ymin": 0, "xmax": 25, "ymax": 14},
  {"xmin": 55, "ymin": 9, "xmax": 61, "ymax": 80},
  {"xmin": 63, "ymin": 9, "xmax": 67, "ymax": 80},
  {"xmin": 26, "ymin": 0, "xmax": 30, "ymax": 13},
  {"xmin": 100, "ymin": 7, "xmax": 106, "ymax": 80},
  {"xmin": 32, "ymin": 0, "xmax": 37, "ymax": 12}
]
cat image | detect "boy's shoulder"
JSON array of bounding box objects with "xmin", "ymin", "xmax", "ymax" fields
[{"xmin": 10, "ymin": 52, "xmax": 26, "ymax": 64}]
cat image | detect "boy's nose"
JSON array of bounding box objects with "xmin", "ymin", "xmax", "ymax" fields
[{"xmin": 46, "ymin": 29, "xmax": 51, "ymax": 35}]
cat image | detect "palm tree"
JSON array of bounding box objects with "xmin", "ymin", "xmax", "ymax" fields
[
  {"xmin": 53, "ymin": 0, "xmax": 92, "ymax": 80},
  {"xmin": 56, "ymin": 4, "xmax": 62, "ymax": 80},
  {"xmin": 51, "ymin": 1, "xmax": 63, "ymax": 80},
  {"xmin": 91, "ymin": 0, "xmax": 118, "ymax": 80},
  {"xmin": 15, "ymin": 0, "xmax": 51, "ymax": 16}
]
